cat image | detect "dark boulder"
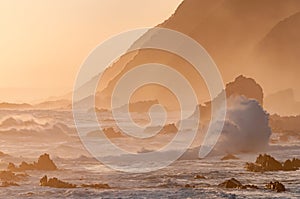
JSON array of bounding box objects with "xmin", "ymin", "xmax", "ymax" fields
[
  {"xmin": 283, "ymin": 159, "xmax": 298, "ymax": 171},
  {"xmin": 255, "ymin": 154, "xmax": 283, "ymax": 171},
  {"xmin": 265, "ymin": 181, "xmax": 286, "ymax": 192},
  {"xmin": 40, "ymin": 175, "xmax": 76, "ymax": 188},
  {"xmin": 218, "ymin": 178, "xmax": 242, "ymax": 189},
  {"xmin": 245, "ymin": 154, "xmax": 300, "ymax": 172},
  {"xmin": 184, "ymin": 184, "xmax": 195, "ymax": 188},
  {"xmin": 219, "ymin": 178, "xmax": 260, "ymax": 190}
]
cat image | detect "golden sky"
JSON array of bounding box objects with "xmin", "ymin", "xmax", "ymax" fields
[{"xmin": 0, "ymin": 0, "xmax": 183, "ymax": 102}]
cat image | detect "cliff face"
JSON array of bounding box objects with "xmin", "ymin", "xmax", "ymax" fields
[
  {"xmin": 86, "ymin": 0, "xmax": 300, "ymax": 113},
  {"xmin": 250, "ymin": 12, "xmax": 300, "ymax": 99},
  {"xmin": 265, "ymin": 89, "xmax": 300, "ymax": 116}
]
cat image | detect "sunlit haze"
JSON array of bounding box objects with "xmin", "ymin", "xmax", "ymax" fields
[{"xmin": 0, "ymin": 0, "xmax": 183, "ymax": 102}]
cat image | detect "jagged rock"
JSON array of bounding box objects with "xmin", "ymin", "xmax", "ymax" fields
[
  {"xmin": 225, "ymin": 75, "xmax": 264, "ymax": 105},
  {"xmin": 291, "ymin": 158, "xmax": 300, "ymax": 167},
  {"xmin": 35, "ymin": 154, "xmax": 57, "ymax": 170},
  {"xmin": 194, "ymin": 175, "xmax": 206, "ymax": 179},
  {"xmin": 218, "ymin": 178, "xmax": 242, "ymax": 188},
  {"xmin": 255, "ymin": 154, "xmax": 283, "ymax": 171},
  {"xmin": 8, "ymin": 153, "xmax": 57, "ymax": 172},
  {"xmin": 160, "ymin": 124, "xmax": 178, "ymax": 134},
  {"xmin": 283, "ymin": 159, "xmax": 295, "ymax": 171},
  {"xmin": 219, "ymin": 178, "xmax": 259, "ymax": 190},
  {"xmin": 221, "ymin": 154, "xmax": 239, "ymax": 161},
  {"xmin": 40, "ymin": 175, "xmax": 76, "ymax": 188},
  {"xmin": 81, "ymin": 183, "xmax": 110, "ymax": 189},
  {"xmin": 245, "ymin": 154, "xmax": 299, "ymax": 172},
  {"xmin": 265, "ymin": 181, "xmax": 286, "ymax": 192},
  {"xmin": 40, "ymin": 175, "xmax": 47, "ymax": 185}
]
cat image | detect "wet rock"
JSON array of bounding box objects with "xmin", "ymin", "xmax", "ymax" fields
[
  {"xmin": 160, "ymin": 124, "xmax": 178, "ymax": 134},
  {"xmin": 184, "ymin": 184, "xmax": 195, "ymax": 188},
  {"xmin": 283, "ymin": 159, "xmax": 297, "ymax": 171},
  {"xmin": 8, "ymin": 153, "xmax": 57, "ymax": 172},
  {"xmin": 218, "ymin": 178, "xmax": 242, "ymax": 188},
  {"xmin": 194, "ymin": 174, "xmax": 206, "ymax": 179},
  {"xmin": 81, "ymin": 183, "xmax": 110, "ymax": 189},
  {"xmin": 35, "ymin": 154, "xmax": 57, "ymax": 170},
  {"xmin": 245, "ymin": 154, "xmax": 300, "ymax": 172},
  {"xmin": 221, "ymin": 154, "xmax": 239, "ymax": 161},
  {"xmin": 265, "ymin": 181, "xmax": 285, "ymax": 192},
  {"xmin": 244, "ymin": 184, "xmax": 259, "ymax": 189},
  {"xmin": 255, "ymin": 154, "xmax": 283, "ymax": 171},
  {"xmin": 0, "ymin": 181, "xmax": 19, "ymax": 187},
  {"xmin": 291, "ymin": 158, "xmax": 300, "ymax": 167},
  {"xmin": 40, "ymin": 175, "xmax": 76, "ymax": 188},
  {"xmin": 219, "ymin": 178, "xmax": 259, "ymax": 190},
  {"xmin": 0, "ymin": 170, "xmax": 27, "ymax": 181}
]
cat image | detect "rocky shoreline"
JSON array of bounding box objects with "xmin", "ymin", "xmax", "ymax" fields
[{"xmin": 0, "ymin": 153, "xmax": 298, "ymax": 194}]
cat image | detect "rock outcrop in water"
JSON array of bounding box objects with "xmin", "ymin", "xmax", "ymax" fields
[
  {"xmin": 218, "ymin": 178, "xmax": 242, "ymax": 188},
  {"xmin": 0, "ymin": 151, "xmax": 9, "ymax": 158},
  {"xmin": 225, "ymin": 75, "xmax": 264, "ymax": 105},
  {"xmin": 219, "ymin": 178, "xmax": 287, "ymax": 192},
  {"xmin": 7, "ymin": 153, "xmax": 57, "ymax": 172},
  {"xmin": 40, "ymin": 175, "xmax": 76, "ymax": 188},
  {"xmin": 81, "ymin": 183, "xmax": 111, "ymax": 189},
  {"xmin": 265, "ymin": 181, "xmax": 286, "ymax": 192},
  {"xmin": 245, "ymin": 154, "xmax": 300, "ymax": 172},
  {"xmin": 218, "ymin": 178, "xmax": 258, "ymax": 189},
  {"xmin": 40, "ymin": 175, "xmax": 111, "ymax": 189},
  {"xmin": 194, "ymin": 174, "xmax": 206, "ymax": 179},
  {"xmin": 221, "ymin": 154, "xmax": 239, "ymax": 161}
]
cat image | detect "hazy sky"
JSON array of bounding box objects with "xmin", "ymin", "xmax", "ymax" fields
[{"xmin": 0, "ymin": 0, "xmax": 183, "ymax": 102}]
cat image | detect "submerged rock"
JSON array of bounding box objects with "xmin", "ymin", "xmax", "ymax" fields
[
  {"xmin": 245, "ymin": 154, "xmax": 299, "ymax": 172},
  {"xmin": 194, "ymin": 174, "xmax": 206, "ymax": 179},
  {"xmin": 265, "ymin": 181, "xmax": 286, "ymax": 192},
  {"xmin": 40, "ymin": 175, "xmax": 76, "ymax": 188},
  {"xmin": 0, "ymin": 181, "xmax": 19, "ymax": 187},
  {"xmin": 184, "ymin": 184, "xmax": 195, "ymax": 188},
  {"xmin": 219, "ymin": 178, "xmax": 259, "ymax": 190},
  {"xmin": 221, "ymin": 154, "xmax": 239, "ymax": 161},
  {"xmin": 218, "ymin": 178, "xmax": 242, "ymax": 188},
  {"xmin": 8, "ymin": 153, "xmax": 57, "ymax": 172},
  {"xmin": 81, "ymin": 183, "xmax": 110, "ymax": 189}
]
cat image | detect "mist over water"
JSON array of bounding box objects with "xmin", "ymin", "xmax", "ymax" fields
[{"xmin": 214, "ymin": 96, "xmax": 271, "ymax": 153}]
